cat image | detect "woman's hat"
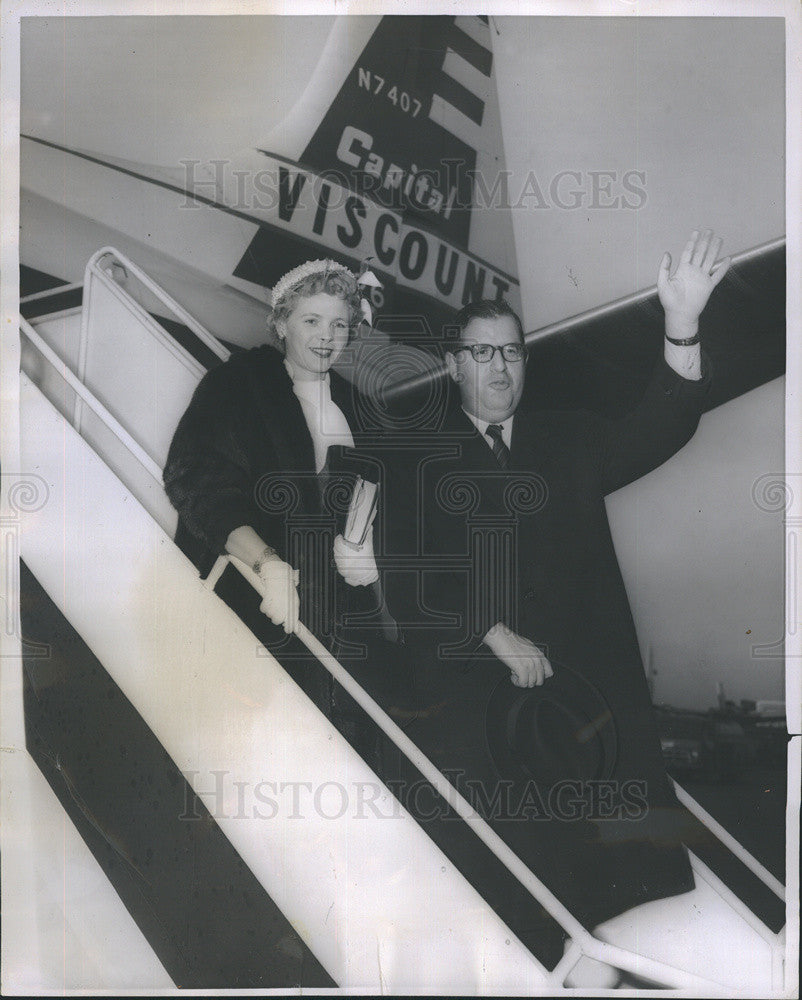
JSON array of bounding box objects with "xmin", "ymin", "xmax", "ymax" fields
[
  {"xmin": 271, "ymin": 259, "xmax": 357, "ymax": 308},
  {"xmin": 270, "ymin": 258, "xmax": 382, "ymax": 324},
  {"xmin": 484, "ymin": 661, "xmax": 618, "ymax": 787}
]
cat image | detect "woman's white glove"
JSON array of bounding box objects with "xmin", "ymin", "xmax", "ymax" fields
[
  {"xmin": 257, "ymin": 558, "xmax": 300, "ymax": 633},
  {"xmin": 333, "ymin": 531, "xmax": 379, "ymax": 587}
]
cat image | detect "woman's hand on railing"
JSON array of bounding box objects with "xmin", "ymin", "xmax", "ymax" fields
[
  {"xmin": 257, "ymin": 558, "xmax": 300, "ymax": 633},
  {"xmin": 224, "ymin": 526, "xmax": 300, "ymax": 632}
]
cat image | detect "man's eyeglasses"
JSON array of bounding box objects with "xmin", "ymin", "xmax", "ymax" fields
[{"xmin": 455, "ymin": 342, "xmax": 526, "ymax": 363}]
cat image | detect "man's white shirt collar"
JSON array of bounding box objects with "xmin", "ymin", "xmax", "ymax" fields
[{"xmin": 462, "ymin": 409, "xmax": 514, "ymax": 451}]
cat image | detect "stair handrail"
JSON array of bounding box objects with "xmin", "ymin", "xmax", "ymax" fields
[
  {"xmin": 19, "ymin": 235, "xmax": 789, "ymax": 987},
  {"xmin": 82, "ymin": 246, "xmax": 230, "ymax": 364}
]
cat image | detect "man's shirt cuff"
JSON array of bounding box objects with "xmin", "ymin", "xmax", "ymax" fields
[{"xmin": 664, "ymin": 338, "xmax": 702, "ymax": 381}]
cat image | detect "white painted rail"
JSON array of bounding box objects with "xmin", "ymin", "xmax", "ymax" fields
[{"xmin": 16, "ymin": 244, "xmax": 789, "ymax": 992}]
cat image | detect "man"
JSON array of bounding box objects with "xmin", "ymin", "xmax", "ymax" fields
[
  {"xmin": 392, "ymin": 230, "xmax": 750, "ymax": 986},
  {"xmin": 427, "ymin": 229, "xmax": 722, "ymax": 689}
]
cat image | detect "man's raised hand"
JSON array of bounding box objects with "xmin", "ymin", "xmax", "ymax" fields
[{"xmin": 657, "ymin": 229, "xmax": 731, "ymax": 340}]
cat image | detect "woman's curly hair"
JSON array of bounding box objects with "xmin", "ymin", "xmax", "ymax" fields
[{"xmin": 267, "ymin": 270, "xmax": 362, "ymax": 351}]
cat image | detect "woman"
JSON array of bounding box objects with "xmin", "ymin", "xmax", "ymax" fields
[{"xmin": 163, "ymin": 259, "xmax": 409, "ymax": 730}]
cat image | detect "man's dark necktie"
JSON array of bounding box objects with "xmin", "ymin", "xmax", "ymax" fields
[{"xmin": 485, "ymin": 424, "xmax": 511, "ymax": 469}]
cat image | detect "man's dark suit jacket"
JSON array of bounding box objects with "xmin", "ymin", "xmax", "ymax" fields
[{"xmin": 394, "ymin": 354, "xmax": 711, "ymax": 928}]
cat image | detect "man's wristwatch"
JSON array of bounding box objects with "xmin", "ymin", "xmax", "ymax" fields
[{"xmin": 665, "ymin": 333, "xmax": 700, "ymax": 346}]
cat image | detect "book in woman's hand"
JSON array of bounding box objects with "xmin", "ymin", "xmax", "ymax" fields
[{"xmin": 343, "ymin": 476, "xmax": 379, "ymax": 547}]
